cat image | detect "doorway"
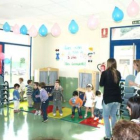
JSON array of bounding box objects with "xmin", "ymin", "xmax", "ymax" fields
[{"xmin": 110, "ymin": 25, "xmax": 140, "ymax": 79}]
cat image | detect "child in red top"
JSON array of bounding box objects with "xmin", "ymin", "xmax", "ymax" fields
[{"xmin": 69, "ymin": 91, "xmax": 83, "ymax": 119}]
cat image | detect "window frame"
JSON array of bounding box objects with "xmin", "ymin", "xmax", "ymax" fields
[
  {"xmin": 0, "ymin": 29, "xmax": 32, "ymax": 89},
  {"xmin": 110, "ymin": 25, "xmax": 140, "ymax": 59}
]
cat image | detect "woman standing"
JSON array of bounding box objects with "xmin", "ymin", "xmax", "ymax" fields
[
  {"xmin": 100, "ymin": 58, "xmax": 122, "ymax": 140},
  {"xmin": 129, "ymin": 60, "xmax": 140, "ymax": 89}
]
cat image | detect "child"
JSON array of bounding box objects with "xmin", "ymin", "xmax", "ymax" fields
[
  {"xmin": 13, "ymin": 83, "xmax": 20, "ymax": 113},
  {"xmin": 38, "ymin": 82, "xmax": 49, "ymax": 122},
  {"xmin": 50, "ymin": 82, "xmax": 63, "ymax": 116},
  {"xmin": 127, "ymin": 96, "xmax": 140, "ymax": 124},
  {"xmin": 112, "ymin": 120, "xmax": 140, "ymax": 140},
  {"xmin": 27, "ymin": 80, "xmax": 33, "ymax": 108},
  {"xmin": 19, "ymin": 78, "xmax": 25, "ymax": 101},
  {"xmin": 94, "ymin": 90, "xmax": 103, "ymax": 120},
  {"xmin": 32, "ymin": 82, "xmax": 41, "ymax": 115},
  {"xmin": 69, "ymin": 91, "xmax": 83, "ymax": 118},
  {"xmin": 83, "ymin": 84, "xmax": 95, "ymax": 118},
  {"xmin": 55, "ymin": 79, "xmax": 65, "ymax": 102}
]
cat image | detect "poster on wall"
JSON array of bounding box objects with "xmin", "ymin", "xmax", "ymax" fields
[{"xmin": 59, "ymin": 45, "xmax": 95, "ymax": 66}]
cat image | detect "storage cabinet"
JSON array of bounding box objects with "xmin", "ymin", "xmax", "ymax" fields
[
  {"xmin": 39, "ymin": 67, "xmax": 59, "ymax": 85},
  {"xmin": 77, "ymin": 69, "xmax": 99, "ymax": 93}
]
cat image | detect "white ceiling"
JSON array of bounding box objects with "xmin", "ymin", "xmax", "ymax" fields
[{"xmin": 0, "ymin": 0, "xmax": 140, "ymax": 27}]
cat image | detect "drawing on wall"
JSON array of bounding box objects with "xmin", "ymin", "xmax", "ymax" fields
[
  {"xmin": 88, "ymin": 47, "xmax": 95, "ymax": 63},
  {"xmin": 58, "ymin": 45, "xmax": 95, "ymax": 66},
  {"xmin": 55, "ymin": 49, "xmax": 60, "ymax": 60}
]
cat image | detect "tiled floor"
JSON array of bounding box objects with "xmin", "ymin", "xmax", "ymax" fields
[{"xmin": 0, "ymin": 103, "xmax": 105, "ymax": 140}]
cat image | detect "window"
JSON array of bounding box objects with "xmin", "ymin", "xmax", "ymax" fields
[
  {"xmin": 110, "ymin": 25, "xmax": 140, "ymax": 80},
  {"xmin": 0, "ymin": 30, "xmax": 30, "ymax": 45},
  {"xmin": 112, "ymin": 26, "xmax": 140, "ymax": 40},
  {"xmin": 0, "ymin": 30, "xmax": 31, "ymax": 89},
  {"xmin": 4, "ymin": 44, "xmax": 31, "ymax": 87},
  {"xmin": 114, "ymin": 45, "xmax": 136, "ymax": 79}
]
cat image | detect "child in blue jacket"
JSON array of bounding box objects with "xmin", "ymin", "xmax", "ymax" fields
[
  {"xmin": 32, "ymin": 82, "xmax": 41, "ymax": 115},
  {"xmin": 13, "ymin": 83, "xmax": 20, "ymax": 113}
]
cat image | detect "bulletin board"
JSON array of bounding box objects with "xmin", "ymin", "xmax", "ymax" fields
[{"xmin": 60, "ymin": 45, "xmax": 95, "ymax": 66}]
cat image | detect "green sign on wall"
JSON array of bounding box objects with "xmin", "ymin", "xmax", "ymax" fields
[{"xmin": 132, "ymin": 20, "xmax": 140, "ymax": 24}]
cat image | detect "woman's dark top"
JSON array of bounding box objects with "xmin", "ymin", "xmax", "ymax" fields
[{"xmin": 100, "ymin": 69, "xmax": 122, "ymax": 104}]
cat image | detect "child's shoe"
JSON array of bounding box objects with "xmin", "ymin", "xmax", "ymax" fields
[
  {"xmin": 14, "ymin": 110, "xmax": 18, "ymax": 113},
  {"xmin": 60, "ymin": 114, "xmax": 63, "ymax": 116},
  {"xmin": 28, "ymin": 106, "xmax": 33, "ymax": 108},
  {"xmin": 14, "ymin": 110, "xmax": 19, "ymax": 113},
  {"xmin": 79, "ymin": 116, "xmax": 83, "ymax": 119},
  {"xmin": 53, "ymin": 113, "xmax": 56, "ymax": 116},
  {"xmin": 35, "ymin": 111, "xmax": 38, "ymax": 115},
  {"xmin": 42, "ymin": 119, "xmax": 48, "ymax": 123},
  {"xmin": 94, "ymin": 117, "xmax": 99, "ymax": 120},
  {"xmin": 84, "ymin": 114, "xmax": 87, "ymax": 118},
  {"xmin": 99, "ymin": 119, "xmax": 102, "ymax": 123},
  {"xmin": 38, "ymin": 111, "xmax": 41, "ymax": 116},
  {"xmin": 71, "ymin": 115, "xmax": 75, "ymax": 118}
]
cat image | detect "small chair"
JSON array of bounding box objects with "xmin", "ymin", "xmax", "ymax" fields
[{"xmin": 120, "ymin": 75, "xmax": 136, "ymax": 119}]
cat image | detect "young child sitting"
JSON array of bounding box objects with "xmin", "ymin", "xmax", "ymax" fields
[
  {"xmin": 94, "ymin": 90, "xmax": 103, "ymax": 121},
  {"xmin": 13, "ymin": 83, "xmax": 20, "ymax": 113},
  {"xmin": 32, "ymin": 82, "xmax": 41, "ymax": 115},
  {"xmin": 27, "ymin": 80, "xmax": 33, "ymax": 108},
  {"xmin": 69, "ymin": 91, "xmax": 83, "ymax": 119},
  {"xmin": 50, "ymin": 82, "xmax": 63, "ymax": 116}
]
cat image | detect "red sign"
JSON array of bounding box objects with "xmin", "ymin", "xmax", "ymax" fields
[
  {"xmin": 101, "ymin": 28, "xmax": 108, "ymax": 38},
  {"xmin": 0, "ymin": 45, "xmax": 2, "ymax": 74}
]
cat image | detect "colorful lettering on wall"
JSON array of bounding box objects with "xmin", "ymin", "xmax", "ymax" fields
[{"xmin": 60, "ymin": 45, "xmax": 95, "ymax": 66}]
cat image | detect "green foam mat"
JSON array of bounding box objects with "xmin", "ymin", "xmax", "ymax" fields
[{"xmin": 61, "ymin": 110, "xmax": 92, "ymax": 123}]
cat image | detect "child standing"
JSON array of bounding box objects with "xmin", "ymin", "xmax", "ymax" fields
[
  {"xmin": 13, "ymin": 84, "xmax": 20, "ymax": 113},
  {"xmin": 94, "ymin": 90, "xmax": 103, "ymax": 121},
  {"xmin": 83, "ymin": 84, "xmax": 95, "ymax": 118},
  {"xmin": 69, "ymin": 91, "xmax": 83, "ymax": 118},
  {"xmin": 50, "ymin": 82, "xmax": 63, "ymax": 116},
  {"xmin": 38, "ymin": 82, "xmax": 49, "ymax": 122},
  {"xmin": 32, "ymin": 82, "xmax": 41, "ymax": 115},
  {"xmin": 19, "ymin": 78, "xmax": 25, "ymax": 101},
  {"xmin": 27, "ymin": 80, "xmax": 33, "ymax": 108},
  {"xmin": 55, "ymin": 79, "xmax": 65, "ymax": 102}
]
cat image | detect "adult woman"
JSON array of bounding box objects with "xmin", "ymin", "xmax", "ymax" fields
[
  {"xmin": 127, "ymin": 96, "xmax": 140, "ymax": 124},
  {"xmin": 129, "ymin": 60, "xmax": 140, "ymax": 89},
  {"xmin": 100, "ymin": 58, "xmax": 122, "ymax": 140}
]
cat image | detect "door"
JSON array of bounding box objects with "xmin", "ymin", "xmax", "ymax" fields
[
  {"xmin": 110, "ymin": 25, "xmax": 140, "ymax": 79},
  {"xmin": 114, "ymin": 44, "xmax": 136, "ymax": 79}
]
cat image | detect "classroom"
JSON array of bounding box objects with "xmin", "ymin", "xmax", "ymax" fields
[{"xmin": 0, "ymin": 0, "xmax": 140, "ymax": 140}]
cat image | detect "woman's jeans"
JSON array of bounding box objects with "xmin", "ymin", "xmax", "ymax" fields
[{"xmin": 103, "ymin": 101, "xmax": 120, "ymax": 138}]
